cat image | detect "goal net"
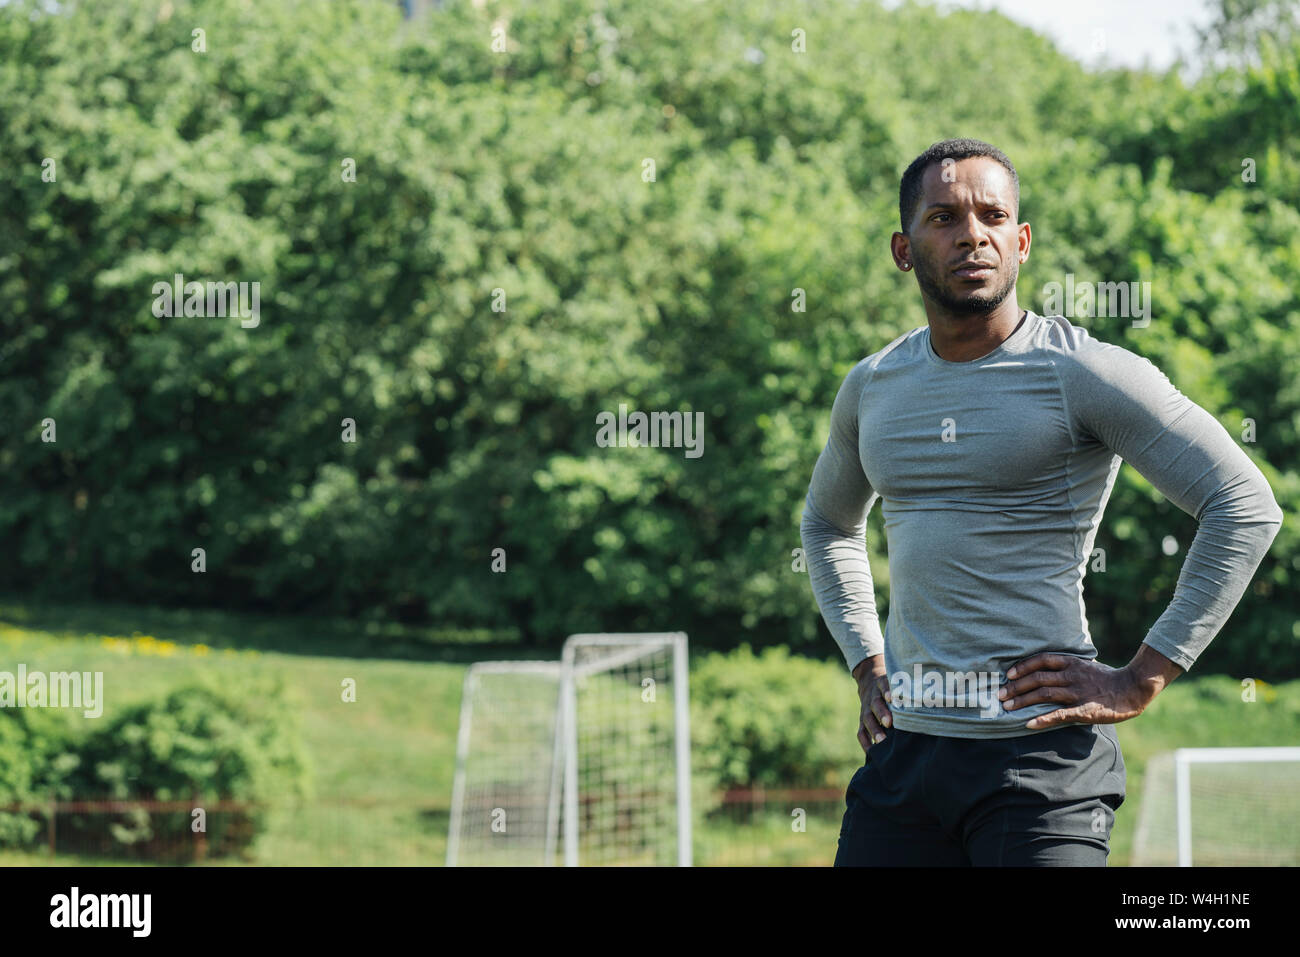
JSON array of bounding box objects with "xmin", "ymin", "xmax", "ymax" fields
[
  {"xmin": 1131, "ymin": 747, "xmax": 1300, "ymax": 866},
  {"xmin": 445, "ymin": 662, "xmax": 564, "ymax": 867},
  {"xmin": 446, "ymin": 632, "xmax": 691, "ymax": 866}
]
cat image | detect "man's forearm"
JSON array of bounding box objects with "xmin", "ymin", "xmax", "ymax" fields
[
  {"xmin": 852, "ymin": 654, "xmax": 883, "ymax": 685},
  {"xmin": 800, "ymin": 500, "xmax": 884, "ymax": 672},
  {"xmin": 1123, "ymin": 642, "xmax": 1184, "ymax": 705}
]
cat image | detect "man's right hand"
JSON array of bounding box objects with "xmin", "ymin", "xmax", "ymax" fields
[{"xmin": 853, "ymin": 654, "xmax": 892, "ymax": 755}]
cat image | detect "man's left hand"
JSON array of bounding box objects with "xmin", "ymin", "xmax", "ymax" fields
[{"xmin": 999, "ymin": 653, "xmax": 1153, "ymax": 730}]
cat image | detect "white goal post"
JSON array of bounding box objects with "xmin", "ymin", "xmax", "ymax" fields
[
  {"xmin": 1132, "ymin": 746, "xmax": 1300, "ymax": 866},
  {"xmin": 447, "ymin": 632, "xmax": 691, "ymax": 866}
]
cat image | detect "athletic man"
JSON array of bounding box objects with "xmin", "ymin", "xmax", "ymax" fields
[{"xmin": 799, "ymin": 138, "xmax": 1284, "ymax": 866}]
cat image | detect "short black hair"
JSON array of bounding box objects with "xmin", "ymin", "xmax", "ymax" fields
[{"xmin": 898, "ymin": 138, "xmax": 1019, "ymax": 233}]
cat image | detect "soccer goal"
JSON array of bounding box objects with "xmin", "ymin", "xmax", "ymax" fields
[
  {"xmin": 445, "ymin": 661, "xmax": 565, "ymax": 867},
  {"xmin": 446, "ymin": 632, "xmax": 691, "ymax": 866},
  {"xmin": 1131, "ymin": 747, "xmax": 1300, "ymax": 866}
]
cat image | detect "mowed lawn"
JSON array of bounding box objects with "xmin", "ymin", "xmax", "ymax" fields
[{"xmin": 0, "ymin": 595, "xmax": 1297, "ymax": 866}]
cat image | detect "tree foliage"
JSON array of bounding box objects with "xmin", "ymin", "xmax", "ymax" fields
[{"xmin": 1, "ymin": 0, "xmax": 1295, "ymax": 674}]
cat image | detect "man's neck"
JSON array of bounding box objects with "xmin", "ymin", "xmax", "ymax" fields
[{"xmin": 926, "ymin": 299, "xmax": 1026, "ymax": 363}]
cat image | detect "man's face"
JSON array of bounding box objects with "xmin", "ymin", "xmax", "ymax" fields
[{"xmin": 902, "ymin": 157, "xmax": 1024, "ymax": 314}]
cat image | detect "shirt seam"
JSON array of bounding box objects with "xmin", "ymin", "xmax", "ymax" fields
[
  {"xmin": 856, "ymin": 355, "xmax": 881, "ymax": 431},
  {"xmin": 1047, "ymin": 354, "xmax": 1089, "ymax": 640}
]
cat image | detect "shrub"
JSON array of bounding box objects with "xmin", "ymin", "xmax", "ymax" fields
[
  {"xmin": 0, "ymin": 708, "xmax": 79, "ymax": 846},
  {"xmin": 0, "ymin": 679, "xmax": 311, "ymax": 860},
  {"xmin": 0, "ymin": 711, "xmax": 42, "ymax": 845},
  {"xmin": 690, "ymin": 644, "xmax": 861, "ymax": 792}
]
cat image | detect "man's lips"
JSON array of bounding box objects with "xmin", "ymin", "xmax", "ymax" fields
[{"xmin": 952, "ymin": 261, "xmax": 996, "ymax": 279}]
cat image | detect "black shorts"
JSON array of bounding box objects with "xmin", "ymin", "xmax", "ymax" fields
[{"xmin": 834, "ymin": 723, "xmax": 1126, "ymax": 866}]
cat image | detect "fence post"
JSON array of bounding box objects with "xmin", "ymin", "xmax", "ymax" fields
[{"xmin": 48, "ymin": 798, "xmax": 56, "ymax": 856}]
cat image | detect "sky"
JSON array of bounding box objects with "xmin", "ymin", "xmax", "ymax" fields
[{"xmin": 929, "ymin": 0, "xmax": 1218, "ymax": 72}]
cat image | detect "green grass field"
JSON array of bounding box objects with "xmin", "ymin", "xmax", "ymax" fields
[{"xmin": 1, "ymin": 595, "xmax": 1297, "ymax": 866}]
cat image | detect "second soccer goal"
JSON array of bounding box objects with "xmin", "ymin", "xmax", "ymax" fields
[{"xmin": 447, "ymin": 631, "xmax": 691, "ymax": 866}]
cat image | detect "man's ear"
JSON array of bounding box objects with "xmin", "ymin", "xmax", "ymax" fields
[{"xmin": 891, "ymin": 231, "xmax": 912, "ymax": 272}]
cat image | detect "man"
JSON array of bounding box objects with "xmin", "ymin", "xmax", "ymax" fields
[{"xmin": 799, "ymin": 138, "xmax": 1284, "ymax": 866}]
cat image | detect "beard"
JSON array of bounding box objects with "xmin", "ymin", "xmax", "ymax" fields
[{"xmin": 912, "ymin": 247, "xmax": 1018, "ymax": 314}]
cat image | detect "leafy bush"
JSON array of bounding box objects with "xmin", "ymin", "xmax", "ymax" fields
[
  {"xmin": 0, "ymin": 711, "xmax": 44, "ymax": 845},
  {"xmin": 0, "ymin": 679, "xmax": 310, "ymax": 859},
  {"xmin": 691, "ymin": 645, "xmax": 861, "ymax": 792},
  {"xmin": 0, "ymin": 708, "xmax": 79, "ymax": 846}
]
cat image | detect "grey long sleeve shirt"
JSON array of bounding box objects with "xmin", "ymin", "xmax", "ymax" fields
[{"xmin": 800, "ymin": 311, "xmax": 1284, "ymax": 738}]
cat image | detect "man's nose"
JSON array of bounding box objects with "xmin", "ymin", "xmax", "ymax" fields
[{"xmin": 955, "ymin": 214, "xmax": 990, "ymax": 249}]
